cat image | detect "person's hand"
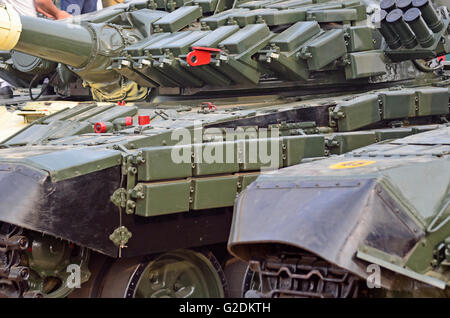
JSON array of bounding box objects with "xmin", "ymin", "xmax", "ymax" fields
[
  {"xmin": 35, "ymin": 6, "xmax": 54, "ymax": 18},
  {"xmin": 56, "ymin": 10, "xmax": 72, "ymax": 20}
]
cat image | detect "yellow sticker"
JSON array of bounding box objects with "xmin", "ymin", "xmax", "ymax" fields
[{"xmin": 329, "ymin": 160, "xmax": 376, "ymax": 169}]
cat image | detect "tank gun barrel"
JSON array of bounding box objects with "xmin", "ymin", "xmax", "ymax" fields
[
  {"xmin": 0, "ymin": 4, "xmax": 93, "ymax": 68},
  {"xmin": 0, "ymin": 3, "xmax": 149, "ymax": 102},
  {"xmin": 15, "ymin": 16, "xmax": 93, "ymax": 68}
]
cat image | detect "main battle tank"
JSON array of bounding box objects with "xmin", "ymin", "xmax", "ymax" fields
[{"xmin": 0, "ymin": 0, "xmax": 448, "ymax": 298}]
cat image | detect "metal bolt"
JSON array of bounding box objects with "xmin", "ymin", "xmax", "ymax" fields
[
  {"xmin": 149, "ymin": 273, "xmax": 157, "ymax": 283},
  {"xmin": 19, "ymin": 238, "xmax": 28, "ymax": 249}
]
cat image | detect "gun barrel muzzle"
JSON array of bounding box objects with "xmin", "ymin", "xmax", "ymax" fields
[{"xmin": 0, "ymin": 4, "xmax": 22, "ymax": 51}]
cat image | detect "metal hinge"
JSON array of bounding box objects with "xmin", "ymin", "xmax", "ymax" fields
[
  {"xmin": 109, "ymin": 226, "xmax": 132, "ymax": 249},
  {"xmin": 116, "ymin": 152, "xmax": 145, "ymax": 214},
  {"xmin": 111, "ymin": 188, "xmax": 127, "ymax": 208}
]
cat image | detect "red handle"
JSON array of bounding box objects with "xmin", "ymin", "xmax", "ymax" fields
[
  {"xmin": 187, "ymin": 47, "xmax": 221, "ymax": 67},
  {"xmin": 138, "ymin": 115, "xmax": 150, "ymax": 125}
]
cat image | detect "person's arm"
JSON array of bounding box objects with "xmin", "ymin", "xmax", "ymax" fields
[{"xmin": 34, "ymin": 0, "xmax": 72, "ymax": 20}]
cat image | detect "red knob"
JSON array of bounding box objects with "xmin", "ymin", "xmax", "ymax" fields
[
  {"xmin": 94, "ymin": 122, "xmax": 107, "ymax": 133},
  {"xmin": 125, "ymin": 116, "xmax": 133, "ymax": 126}
]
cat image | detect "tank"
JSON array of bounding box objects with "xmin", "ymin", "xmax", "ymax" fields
[{"xmin": 0, "ymin": 0, "xmax": 449, "ymax": 298}]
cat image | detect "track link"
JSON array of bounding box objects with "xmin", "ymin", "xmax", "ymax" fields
[{"xmin": 244, "ymin": 251, "xmax": 361, "ymax": 298}]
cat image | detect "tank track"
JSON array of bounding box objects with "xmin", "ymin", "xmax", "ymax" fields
[
  {"xmin": 0, "ymin": 222, "xmax": 32, "ymax": 298},
  {"xmin": 245, "ymin": 251, "xmax": 361, "ymax": 298}
]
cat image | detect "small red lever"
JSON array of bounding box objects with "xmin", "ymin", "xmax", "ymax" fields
[
  {"xmin": 200, "ymin": 102, "xmax": 217, "ymax": 110},
  {"xmin": 187, "ymin": 47, "xmax": 221, "ymax": 67}
]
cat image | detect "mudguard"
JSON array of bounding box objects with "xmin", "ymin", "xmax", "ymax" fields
[
  {"xmin": 0, "ymin": 146, "xmax": 122, "ymax": 256},
  {"xmin": 229, "ymin": 150, "xmax": 450, "ymax": 289}
]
